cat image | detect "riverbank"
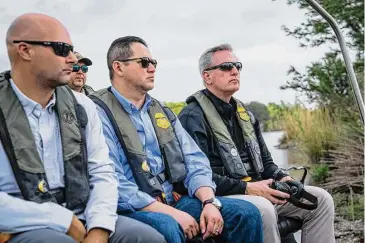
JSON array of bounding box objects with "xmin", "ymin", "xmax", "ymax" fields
[
  {"xmin": 264, "ymin": 131, "xmax": 364, "ymax": 243},
  {"xmin": 285, "ymin": 147, "xmax": 364, "ymax": 243}
]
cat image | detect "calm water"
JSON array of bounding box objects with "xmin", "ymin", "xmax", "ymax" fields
[
  {"xmin": 262, "ymin": 131, "xmax": 301, "ymax": 242},
  {"xmin": 262, "ymin": 131, "xmax": 289, "ymax": 168}
]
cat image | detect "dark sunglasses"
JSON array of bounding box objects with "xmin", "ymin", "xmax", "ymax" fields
[
  {"xmin": 13, "ymin": 40, "xmax": 74, "ymax": 57},
  {"xmin": 118, "ymin": 57, "xmax": 157, "ymax": 68},
  {"xmin": 204, "ymin": 62, "xmax": 243, "ymax": 72},
  {"xmin": 72, "ymin": 65, "xmax": 89, "ymax": 73}
]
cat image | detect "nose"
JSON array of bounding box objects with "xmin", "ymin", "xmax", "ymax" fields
[
  {"xmin": 68, "ymin": 51, "xmax": 78, "ymax": 64},
  {"xmin": 231, "ymin": 66, "xmax": 239, "ymax": 75},
  {"xmin": 147, "ymin": 63, "xmax": 156, "ymax": 73}
]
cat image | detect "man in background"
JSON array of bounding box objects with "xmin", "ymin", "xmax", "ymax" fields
[{"xmin": 68, "ymin": 51, "xmax": 95, "ymax": 95}]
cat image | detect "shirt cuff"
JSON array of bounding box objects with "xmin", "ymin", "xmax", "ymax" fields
[
  {"xmin": 126, "ymin": 191, "xmax": 156, "ymax": 211},
  {"xmin": 188, "ymin": 176, "xmax": 216, "ymax": 197},
  {"xmin": 86, "ymin": 215, "xmax": 118, "ymax": 235},
  {"xmin": 48, "ymin": 203, "xmax": 73, "ymax": 233}
]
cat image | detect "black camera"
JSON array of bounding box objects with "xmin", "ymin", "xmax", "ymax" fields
[{"xmin": 270, "ymin": 167, "xmax": 318, "ymax": 210}]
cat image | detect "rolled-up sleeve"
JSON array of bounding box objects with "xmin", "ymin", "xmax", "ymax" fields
[
  {"xmin": 81, "ymin": 97, "xmax": 118, "ymax": 233},
  {"xmin": 173, "ymin": 117, "xmax": 216, "ymax": 196},
  {"xmin": 96, "ymin": 106, "xmax": 156, "ymax": 213},
  {"xmin": 0, "ymin": 192, "xmax": 73, "ymax": 233}
]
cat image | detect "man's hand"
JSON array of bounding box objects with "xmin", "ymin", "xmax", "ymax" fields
[
  {"xmin": 171, "ymin": 209, "xmax": 200, "ymax": 239},
  {"xmin": 142, "ymin": 201, "xmax": 199, "ymax": 239},
  {"xmin": 66, "ymin": 215, "xmax": 86, "ymax": 242},
  {"xmin": 279, "ymin": 176, "xmax": 293, "ymax": 182},
  {"xmin": 200, "ymin": 204, "xmax": 224, "ymax": 240},
  {"xmin": 246, "ymin": 179, "xmax": 290, "ymax": 204},
  {"xmin": 82, "ymin": 228, "xmax": 109, "ymax": 243}
]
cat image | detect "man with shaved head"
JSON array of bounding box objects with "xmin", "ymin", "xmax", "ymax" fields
[{"xmin": 0, "ymin": 13, "xmax": 165, "ymax": 243}]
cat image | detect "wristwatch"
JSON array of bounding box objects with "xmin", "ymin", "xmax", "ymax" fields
[{"xmin": 202, "ymin": 198, "xmax": 222, "ymax": 210}]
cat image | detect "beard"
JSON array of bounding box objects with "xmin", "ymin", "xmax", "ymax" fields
[{"xmin": 36, "ymin": 70, "xmax": 71, "ymax": 89}]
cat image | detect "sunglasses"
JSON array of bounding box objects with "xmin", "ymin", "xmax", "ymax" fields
[
  {"xmin": 204, "ymin": 62, "xmax": 243, "ymax": 72},
  {"xmin": 13, "ymin": 40, "xmax": 74, "ymax": 57},
  {"xmin": 118, "ymin": 57, "xmax": 157, "ymax": 68},
  {"xmin": 72, "ymin": 65, "xmax": 89, "ymax": 73}
]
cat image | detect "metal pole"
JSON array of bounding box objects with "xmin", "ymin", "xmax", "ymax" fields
[{"xmin": 305, "ymin": 0, "xmax": 365, "ymax": 124}]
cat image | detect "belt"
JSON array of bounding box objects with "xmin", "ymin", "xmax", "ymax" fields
[{"xmin": 156, "ymin": 172, "xmax": 168, "ymax": 185}]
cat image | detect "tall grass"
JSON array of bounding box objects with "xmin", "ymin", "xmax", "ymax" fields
[{"xmin": 281, "ymin": 107, "xmax": 342, "ymax": 163}]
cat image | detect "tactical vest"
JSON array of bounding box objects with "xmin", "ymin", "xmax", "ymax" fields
[
  {"xmin": 188, "ymin": 91, "xmax": 264, "ymax": 179},
  {"xmin": 82, "ymin": 85, "xmax": 94, "ymax": 96},
  {"xmin": 89, "ymin": 88, "xmax": 186, "ymax": 198},
  {"xmin": 0, "ymin": 71, "xmax": 90, "ymax": 211}
]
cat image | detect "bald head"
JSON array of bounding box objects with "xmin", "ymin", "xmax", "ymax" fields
[
  {"xmin": 6, "ymin": 13, "xmax": 69, "ymax": 44},
  {"xmin": 6, "ymin": 13, "xmax": 72, "ymax": 63}
]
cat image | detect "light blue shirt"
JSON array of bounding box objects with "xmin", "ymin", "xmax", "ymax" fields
[
  {"xmin": 96, "ymin": 86, "xmax": 216, "ymax": 213},
  {"xmin": 0, "ymin": 80, "xmax": 118, "ymax": 234}
]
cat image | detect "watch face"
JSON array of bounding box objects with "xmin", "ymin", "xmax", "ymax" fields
[{"xmin": 213, "ymin": 198, "xmax": 222, "ymax": 209}]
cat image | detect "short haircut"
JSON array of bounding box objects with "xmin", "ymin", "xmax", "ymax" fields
[{"xmin": 107, "ymin": 36, "xmax": 148, "ymax": 80}]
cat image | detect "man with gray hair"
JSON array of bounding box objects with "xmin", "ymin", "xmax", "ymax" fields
[{"xmin": 179, "ymin": 43, "xmax": 335, "ymax": 243}]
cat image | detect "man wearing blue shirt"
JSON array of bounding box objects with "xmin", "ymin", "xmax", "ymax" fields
[
  {"xmin": 91, "ymin": 36, "xmax": 263, "ymax": 243},
  {"xmin": 0, "ymin": 14, "xmax": 165, "ymax": 243}
]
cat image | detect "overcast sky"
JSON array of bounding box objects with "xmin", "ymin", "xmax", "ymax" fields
[{"xmin": 0, "ymin": 0, "xmax": 330, "ymax": 104}]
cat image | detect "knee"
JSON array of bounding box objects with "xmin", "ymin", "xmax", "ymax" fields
[
  {"xmin": 9, "ymin": 229, "xmax": 75, "ymax": 243},
  {"xmin": 113, "ymin": 216, "xmax": 167, "ymax": 243},
  {"xmin": 116, "ymin": 226, "xmax": 166, "ymax": 243},
  {"xmin": 152, "ymin": 214, "xmax": 184, "ymax": 243},
  {"xmin": 235, "ymin": 200, "xmax": 263, "ymax": 226},
  {"xmin": 316, "ymin": 187, "xmax": 335, "ymax": 214},
  {"xmin": 256, "ymin": 197, "xmax": 277, "ymax": 224}
]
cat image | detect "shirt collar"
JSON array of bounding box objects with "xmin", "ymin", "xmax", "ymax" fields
[
  {"xmin": 10, "ymin": 79, "xmax": 56, "ymax": 116},
  {"xmin": 110, "ymin": 86, "xmax": 152, "ymax": 114},
  {"xmin": 203, "ymin": 89, "xmax": 237, "ymax": 120}
]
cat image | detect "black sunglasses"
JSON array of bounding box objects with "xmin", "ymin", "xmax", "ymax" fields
[
  {"xmin": 118, "ymin": 57, "xmax": 157, "ymax": 68},
  {"xmin": 204, "ymin": 62, "xmax": 243, "ymax": 72},
  {"xmin": 13, "ymin": 40, "xmax": 74, "ymax": 57},
  {"xmin": 72, "ymin": 65, "xmax": 88, "ymax": 73}
]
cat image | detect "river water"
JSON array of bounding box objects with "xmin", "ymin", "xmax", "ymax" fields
[{"xmin": 262, "ymin": 131, "xmax": 301, "ymax": 242}]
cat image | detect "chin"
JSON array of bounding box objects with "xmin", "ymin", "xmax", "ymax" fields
[
  {"xmin": 55, "ymin": 78, "xmax": 71, "ymax": 87},
  {"xmin": 143, "ymin": 83, "xmax": 155, "ymax": 92}
]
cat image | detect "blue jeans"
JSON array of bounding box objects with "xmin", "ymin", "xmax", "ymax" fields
[{"xmin": 123, "ymin": 196, "xmax": 263, "ymax": 243}]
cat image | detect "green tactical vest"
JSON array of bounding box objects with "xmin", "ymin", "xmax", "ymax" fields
[
  {"xmin": 82, "ymin": 85, "xmax": 94, "ymax": 96},
  {"xmin": 0, "ymin": 71, "xmax": 90, "ymax": 211},
  {"xmin": 89, "ymin": 88, "xmax": 186, "ymax": 198},
  {"xmin": 189, "ymin": 91, "xmax": 264, "ymax": 179}
]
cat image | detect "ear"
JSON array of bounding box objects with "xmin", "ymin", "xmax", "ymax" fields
[
  {"xmin": 17, "ymin": 43, "xmax": 32, "ymax": 61},
  {"xmin": 112, "ymin": 61, "xmax": 123, "ymax": 78},
  {"xmin": 203, "ymin": 71, "xmax": 212, "ymax": 85}
]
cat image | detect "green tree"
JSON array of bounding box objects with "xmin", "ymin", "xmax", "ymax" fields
[
  {"xmin": 246, "ymin": 101, "xmax": 270, "ymax": 123},
  {"xmin": 165, "ymin": 102, "xmax": 186, "ymax": 115},
  {"xmin": 279, "ymin": 0, "xmax": 364, "ymax": 120}
]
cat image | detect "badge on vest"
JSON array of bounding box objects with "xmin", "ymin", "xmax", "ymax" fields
[
  {"xmin": 237, "ymin": 106, "xmax": 250, "ymax": 122},
  {"xmin": 230, "ymin": 148, "xmax": 238, "ymax": 157},
  {"xmin": 155, "ymin": 113, "xmax": 170, "ymax": 129},
  {"xmin": 142, "ymin": 160, "xmax": 151, "ymax": 172},
  {"xmin": 37, "ymin": 180, "xmax": 49, "ymax": 193}
]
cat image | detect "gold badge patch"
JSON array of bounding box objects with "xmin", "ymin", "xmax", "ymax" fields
[
  {"xmin": 141, "ymin": 161, "xmax": 150, "ymax": 172},
  {"xmin": 38, "ymin": 180, "xmax": 48, "ymax": 193},
  {"xmin": 155, "ymin": 113, "xmax": 170, "ymax": 129},
  {"xmin": 237, "ymin": 107, "xmax": 250, "ymax": 121}
]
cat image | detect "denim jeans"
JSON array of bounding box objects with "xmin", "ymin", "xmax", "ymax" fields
[{"xmin": 123, "ymin": 196, "xmax": 263, "ymax": 243}]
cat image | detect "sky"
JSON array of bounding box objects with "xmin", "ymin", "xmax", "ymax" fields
[{"xmin": 0, "ymin": 0, "xmax": 331, "ymax": 104}]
